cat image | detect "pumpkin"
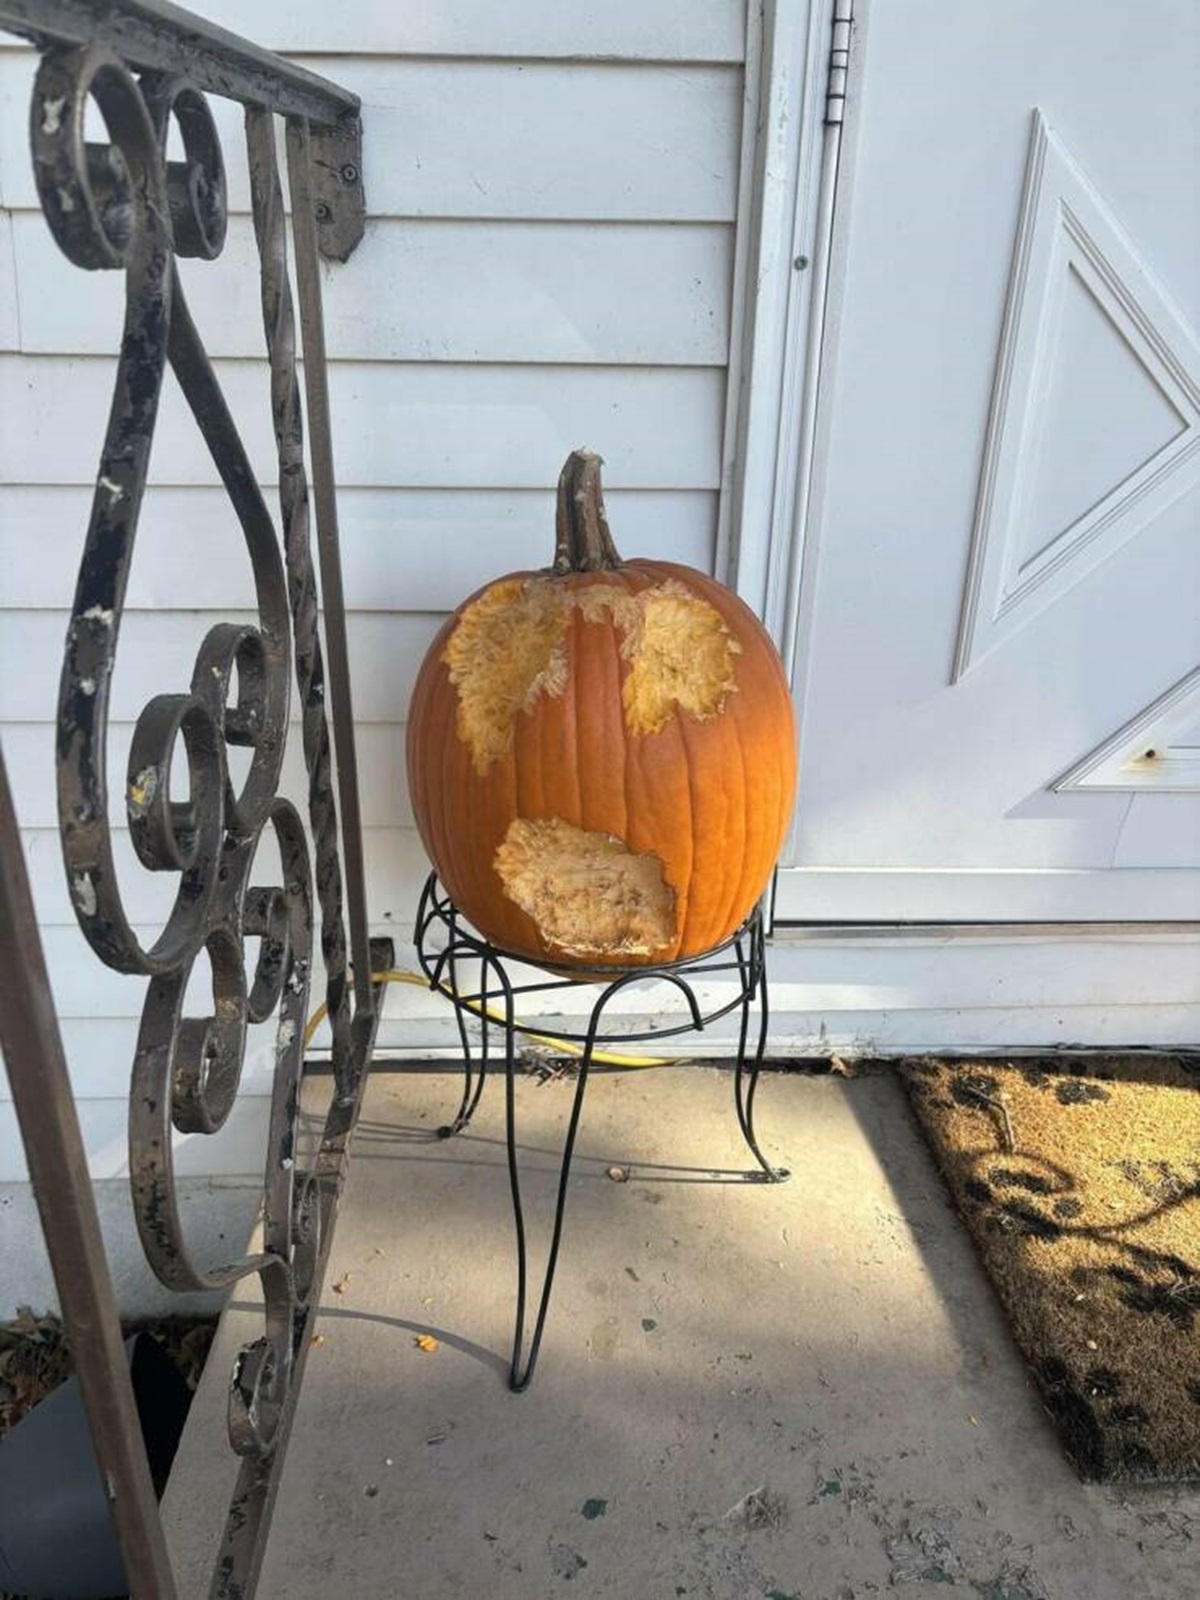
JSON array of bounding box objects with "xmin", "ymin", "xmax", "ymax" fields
[{"xmin": 406, "ymin": 449, "xmax": 797, "ymax": 970}]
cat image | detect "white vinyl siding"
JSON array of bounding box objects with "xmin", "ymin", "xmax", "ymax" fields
[
  {"xmin": 0, "ymin": 5, "xmax": 747, "ymax": 1183},
  {"xmin": 176, "ymin": 2, "xmax": 747, "ymax": 61}
]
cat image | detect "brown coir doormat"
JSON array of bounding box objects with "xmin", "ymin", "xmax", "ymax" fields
[{"xmin": 901, "ymin": 1055, "xmax": 1200, "ymax": 1483}]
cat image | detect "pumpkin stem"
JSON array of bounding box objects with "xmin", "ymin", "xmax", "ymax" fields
[{"xmin": 553, "ymin": 448, "xmax": 623, "ymax": 573}]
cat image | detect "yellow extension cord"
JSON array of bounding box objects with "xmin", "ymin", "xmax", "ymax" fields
[{"xmin": 303, "ymin": 967, "xmax": 671, "ymax": 1068}]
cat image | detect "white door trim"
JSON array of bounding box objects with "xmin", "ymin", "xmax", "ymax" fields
[
  {"xmin": 773, "ymin": 868, "xmax": 1200, "ymax": 925},
  {"xmin": 720, "ymin": 0, "xmax": 850, "ymax": 637},
  {"xmin": 720, "ymin": 0, "xmax": 871, "ymax": 883}
]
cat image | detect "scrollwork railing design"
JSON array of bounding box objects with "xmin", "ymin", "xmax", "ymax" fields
[{"xmin": 0, "ymin": 6, "xmax": 385, "ymax": 1596}]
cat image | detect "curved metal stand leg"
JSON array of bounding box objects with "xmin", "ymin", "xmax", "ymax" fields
[
  {"xmin": 438, "ymin": 940, "xmax": 489, "ymax": 1139},
  {"xmin": 506, "ymin": 1023, "xmax": 595, "ymax": 1393},
  {"xmin": 733, "ymin": 918, "xmax": 790, "ymax": 1183}
]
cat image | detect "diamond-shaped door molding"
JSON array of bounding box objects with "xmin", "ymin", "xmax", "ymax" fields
[
  {"xmin": 1055, "ymin": 667, "xmax": 1200, "ymax": 792},
  {"xmin": 954, "ymin": 110, "xmax": 1200, "ymax": 681}
]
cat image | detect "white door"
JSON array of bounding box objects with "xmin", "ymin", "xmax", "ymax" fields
[{"xmin": 775, "ymin": 0, "xmax": 1200, "ymax": 923}]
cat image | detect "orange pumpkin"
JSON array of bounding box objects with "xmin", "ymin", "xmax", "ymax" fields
[{"xmin": 406, "ymin": 449, "xmax": 797, "ymax": 970}]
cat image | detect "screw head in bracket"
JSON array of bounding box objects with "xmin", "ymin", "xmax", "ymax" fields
[
  {"xmin": 340, "ymin": 162, "xmax": 359, "ymax": 184},
  {"xmin": 314, "ymin": 201, "xmax": 333, "ymax": 223}
]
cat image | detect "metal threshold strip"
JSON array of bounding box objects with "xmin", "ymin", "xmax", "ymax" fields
[{"xmin": 773, "ymin": 920, "xmax": 1200, "ymax": 940}]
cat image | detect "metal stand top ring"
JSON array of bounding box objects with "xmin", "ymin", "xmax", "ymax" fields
[{"xmin": 413, "ymin": 872, "xmax": 766, "ymax": 1049}]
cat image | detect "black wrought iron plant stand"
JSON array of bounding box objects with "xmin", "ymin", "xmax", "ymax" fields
[{"xmin": 415, "ymin": 873, "xmax": 791, "ymax": 1392}]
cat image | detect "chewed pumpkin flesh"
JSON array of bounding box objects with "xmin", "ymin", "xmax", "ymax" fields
[{"xmin": 406, "ymin": 452, "xmax": 797, "ymax": 970}]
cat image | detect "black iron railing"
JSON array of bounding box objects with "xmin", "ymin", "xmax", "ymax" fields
[{"xmin": 0, "ymin": 4, "xmax": 387, "ymax": 1594}]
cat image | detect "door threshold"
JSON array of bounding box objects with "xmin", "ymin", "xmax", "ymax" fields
[{"xmin": 772, "ymin": 919, "xmax": 1200, "ymax": 941}]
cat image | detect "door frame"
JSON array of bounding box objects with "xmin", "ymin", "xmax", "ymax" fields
[
  {"xmin": 720, "ymin": 0, "xmax": 853, "ymax": 641},
  {"xmin": 719, "ymin": 0, "xmax": 865, "ymax": 881}
]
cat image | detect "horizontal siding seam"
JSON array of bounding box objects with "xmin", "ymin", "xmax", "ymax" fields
[
  {"xmin": 0, "ymin": 476, "xmax": 725, "ymax": 492},
  {"xmin": 2, "ymin": 208, "xmax": 736, "ymax": 229},
  {"xmin": 0, "ymin": 45, "xmax": 746, "ymax": 68},
  {"xmin": 0, "ymin": 354, "xmax": 727, "ymax": 372}
]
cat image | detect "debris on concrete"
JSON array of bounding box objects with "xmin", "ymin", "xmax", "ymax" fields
[
  {"xmin": 549, "ymin": 1541, "xmax": 588, "ymax": 1580},
  {"xmin": 723, "ymin": 1485, "xmax": 789, "ymax": 1531},
  {"xmin": 883, "ymin": 1512, "xmax": 966, "ymax": 1584},
  {"xmin": 970, "ymin": 1565, "xmax": 1048, "ymax": 1600}
]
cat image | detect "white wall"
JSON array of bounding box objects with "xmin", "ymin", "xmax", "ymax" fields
[{"xmin": 0, "ymin": 1, "xmax": 750, "ymax": 1304}]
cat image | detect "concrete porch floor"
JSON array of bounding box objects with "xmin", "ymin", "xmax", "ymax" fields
[{"xmin": 165, "ymin": 1065, "xmax": 1197, "ymax": 1599}]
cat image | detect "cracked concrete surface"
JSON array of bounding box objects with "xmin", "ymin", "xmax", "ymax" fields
[{"xmin": 165, "ymin": 1067, "xmax": 1197, "ymax": 1598}]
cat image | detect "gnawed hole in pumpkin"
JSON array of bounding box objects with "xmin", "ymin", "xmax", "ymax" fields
[
  {"xmin": 442, "ymin": 579, "xmax": 568, "ymax": 773},
  {"xmin": 495, "ymin": 817, "xmax": 676, "ymax": 959},
  {"xmin": 620, "ymin": 582, "xmax": 741, "ymax": 736}
]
